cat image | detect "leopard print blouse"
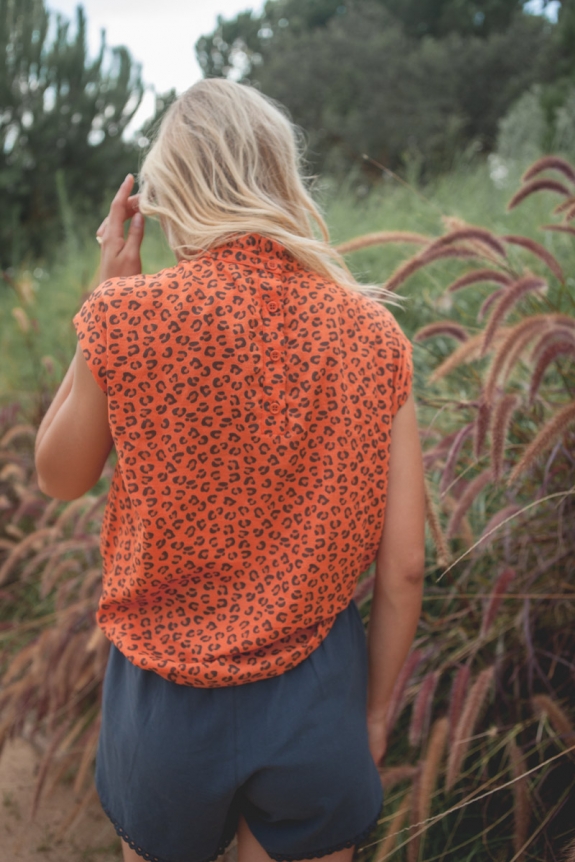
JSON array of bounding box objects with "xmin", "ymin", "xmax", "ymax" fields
[{"xmin": 73, "ymin": 233, "xmax": 413, "ymax": 687}]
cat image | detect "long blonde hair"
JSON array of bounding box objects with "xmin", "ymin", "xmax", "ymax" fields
[{"xmin": 138, "ymin": 78, "xmax": 392, "ymax": 301}]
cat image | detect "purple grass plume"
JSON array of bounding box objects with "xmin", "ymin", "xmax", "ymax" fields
[
  {"xmin": 409, "ymin": 670, "xmax": 440, "ymax": 748},
  {"xmin": 503, "ymin": 235, "xmax": 565, "ymax": 283},
  {"xmin": 440, "ymin": 422, "xmax": 474, "ymax": 494},
  {"xmin": 509, "ymin": 401, "xmax": 575, "ymax": 484},
  {"xmin": 480, "ymin": 568, "xmax": 516, "ymax": 638},
  {"xmin": 447, "ymin": 268, "xmax": 512, "ymax": 293},
  {"xmin": 335, "ymin": 231, "xmax": 429, "ymax": 255},
  {"xmin": 529, "ymin": 339, "xmax": 575, "ymax": 403},
  {"xmin": 446, "ymin": 469, "xmax": 492, "ymax": 540},
  {"xmin": 508, "ymin": 737, "xmax": 531, "ymax": 860},
  {"xmin": 490, "ymin": 394, "xmax": 519, "ymax": 482},
  {"xmin": 448, "ymin": 665, "xmax": 471, "ymax": 746},
  {"xmin": 481, "ymin": 275, "xmax": 547, "ymax": 356},
  {"xmin": 446, "ymin": 666, "xmax": 495, "ymax": 792},
  {"xmin": 507, "ymin": 178, "xmax": 572, "ymax": 211},
  {"xmin": 522, "ymin": 156, "xmax": 575, "ymax": 186},
  {"xmin": 541, "ymin": 224, "xmax": 575, "ymax": 238},
  {"xmin": 477, "ymin": 287, "xmax": 505, "ymax": 323},
  {"xmin": 386, "ymin": 650, "xmax": 424, "ymax": 740}
]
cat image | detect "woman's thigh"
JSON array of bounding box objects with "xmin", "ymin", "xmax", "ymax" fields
[{"xmin": 237, "ymin": 816, "xmax": 355, "ymax": 862}]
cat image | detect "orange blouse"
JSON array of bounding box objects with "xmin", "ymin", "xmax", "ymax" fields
[{"xmin": 73, "ymin": 233, "xmax": 413, "ymax": 687}]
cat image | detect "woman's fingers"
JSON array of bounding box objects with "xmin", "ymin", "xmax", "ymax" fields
[
  {"xmin": 124, "ymin": 212, "xmax": 145, "ymax": 261},
  {"xmin": 107, "ymin": 174, "xmax": 135, "ymax": 240},
  {"xmin": 96, "ymin": 216, "xmax": 108, "ymax": 238}
]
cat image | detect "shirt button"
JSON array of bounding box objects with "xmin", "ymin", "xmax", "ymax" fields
[
  {"xmin": 268, "ymin": 300, "xmax": 279, "ymax": 313},
  {"xmin": 270, "ymin": 349, "xmax": 280, "ymax": 361},
  {"xmin": 268, "ymin": 261, "xmax": 278, "ymax": 271},
  {"xmin": 269, "ymin": 401, "xmax": 280, "ymax": 414}
]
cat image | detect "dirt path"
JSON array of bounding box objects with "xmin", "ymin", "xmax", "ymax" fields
[{"xmin": 0, "ymin": 737, "xmax": 237, "ymax": 862}]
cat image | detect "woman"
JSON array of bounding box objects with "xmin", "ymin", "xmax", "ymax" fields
[{"xmin": 35, "ymin": 78, "xmax": 425, "ymax": 862}]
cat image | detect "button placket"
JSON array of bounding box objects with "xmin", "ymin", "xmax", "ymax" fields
[{"xmin": 263, "ymin": 267, "xmax": 284, "ymax": 426}]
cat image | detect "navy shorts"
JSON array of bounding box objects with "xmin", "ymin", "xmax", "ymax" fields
[{"xmin": 95, "ymin": 599, "xmax": 383, "ymax": 862}]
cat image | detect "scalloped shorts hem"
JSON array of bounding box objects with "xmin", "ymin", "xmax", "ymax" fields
[
  {"xmin": 99, "ymin": 797, "xmax": 237, "ymax": 862},
  {"xmin": 264, "ymin": 799, "xmax": 384, "ymax": 860},
  {"xmin": 99, "ymin": 795, "xmax": 383, "ymax": 862}
]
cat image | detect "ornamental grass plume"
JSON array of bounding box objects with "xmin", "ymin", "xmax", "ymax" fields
[
  {"xmin": 446, "ymin": 268, "xmax": 512, "ymax": 293},
  {"xmin": 553, "ymin": 195, "xmax": 575, "ymax": 215},
  {"xmin": 384, "ymin": 244, "xmax": 480, "ymax": 293},
  {"xmin": 445, "ymin": 666, "xmax": 495, "ymax": 792},
  {"xmin": 530, "ymin": 325, "xmax": 575, "ymax": 362},
  {"xmin": 446, "ymin": 469, "xmax": 492, "ymax": 540},
  {"xmin": 481, "ymin": 275, "xmax": 547, "ymax": 356},
  {"xmin": 480, "ymin": 568, "xmax": 516, "ymax": 638},
  {"xmin": 423, "ymin": 477, "xmax": 450, "ymax": 568},
  {"xmin": 386, "ymin": 650, "xmax": 424, "ymax": 739},
  {"xmin": 413, "ymin": 716, "xmax": 449, "ymax": 859},
  {"xmin": 430, "ymin": 227, "xmax": 507, "ymax": 260},
  {"xmin": 414, "ymin": 322, "xmax": 468, "ymax": 343},
  {"xmin": 503, "ymin": 235, "xmax": 564, "ymax": 283},
  {"xmin": 532, "ymin": 695, "xmax": 575, "ymax": 748},
  {"xmin": 408, "ymin": 670, "xmax": 440, "ymax": 748},
  {"xmin": 482, "ymin": 315, "xmax": 558, "ymax": 404},
  {"xmin": 406, "ymin": 763, "xmax": 423, "ymax": 862},
  {"xmin": 541, "ymin": 224, "xmax": 575, "ymax": 237},
  {"xmin": 508, "ymin": 401, "xmax": 575, "ymax": 484},
  {"xmin": 0, "ymin": 411, "xmax": 109, "ymax": 823},
  {"xmin": 429, "ymin": 331, "xmax": 493, "ymax": 383},
  {"xmin": 490, "ymin": 393, "xmax": 519, "ymax": 482},
  {"xmin": 474, "ymin": 400, "xmax": 491, "ymax": 458},
  {"xmin": 507, "ymin": 178, "xmax": 573, "ymax": 211},
  {"xmin": 477, "ymin": 504, "xmax": 521, "ymax": 548},
  {"xmin": 448, "ymin": 665, "xmax": 471, "ymax": 746},
  {"xmin": 477, "ymin": 287, "xmax": 505, "ymax": 322},
  {"xmin": 529, "ymin": 339, "xmax": 575, "ymax": 403},
  {"xmin": 379, "ymin": 765, "xmax": 418, "ymax": 791},
  {"xmin": 440, "ymin": 422, "xmax": 474, "ymax": 494},
  {"xmin": 508, "ymin": 738, "xmax": 530, "ymax": 861},
  {"xmin": 334, "ymin": 231, "xmax": 429, "ymax": 254},
  {"xmin": 521, "ymin": 155, "xmax": 575, "ymax": 185},
  {"xmin": 374, "ymin": 789, "xmax": 412, "ymax": 862}
]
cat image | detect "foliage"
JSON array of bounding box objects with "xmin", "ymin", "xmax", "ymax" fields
[
  {"xmin": 349, "ymin": 156, "xmax": 575, "ymax": 860},
  {"xmin": 196, "ymin": 0, "xmax": 561, "ymax": 177},
  {"xmin": 0, "ymin": 0, "xmax": 144, "ymax": 267}
]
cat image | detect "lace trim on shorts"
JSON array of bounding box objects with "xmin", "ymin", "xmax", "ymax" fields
[
  {"xmin": 264, "ymin": 800, "xmax": 384, "ymax": 861},
  {"xmin": 99, "ymin": 798, "xmax": 236, "ymax": 862}
]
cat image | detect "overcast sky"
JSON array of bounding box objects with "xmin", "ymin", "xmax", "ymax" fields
[{"xmin": 47, "ymin": 0, "xmax": 263, "ymax": 134}]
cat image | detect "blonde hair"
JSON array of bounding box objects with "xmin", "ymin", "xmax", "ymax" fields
[{"xmin": 138, "ymin": 78, "xmax": 394, "ymax": 302}]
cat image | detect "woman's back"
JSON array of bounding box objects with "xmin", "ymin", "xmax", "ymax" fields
[{"xmin": 74, "ymin": 232, "xmax": 412, "ymax": 686}]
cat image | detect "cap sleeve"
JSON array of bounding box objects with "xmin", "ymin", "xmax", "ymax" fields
[
  {"xmin": 72, "ymin": 284, "xmax": 110, "ymax": 394},
  {"xmin": 381, "ymin": 307, "xmax": 413, "ymax": 416}
]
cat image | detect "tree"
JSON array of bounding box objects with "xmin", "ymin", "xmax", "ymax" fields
[
  {"xmin": 0, "ymin": 0, "xmax": 144, "ymax": 267},
  {"xmin": 196, "ymin": 0, "xmax": 556, "ymax": 177}
]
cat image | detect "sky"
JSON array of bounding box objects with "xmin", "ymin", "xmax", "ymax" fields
[{"xmin": 46, "ymin": 0, "xmax": 264, "ymax": 134}]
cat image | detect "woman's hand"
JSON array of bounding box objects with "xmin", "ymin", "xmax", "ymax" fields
[
  {"xmin": 367, "ymin": 711, "xmax": 388, "ymax": 768},
  {"xmin": 96, "ymin": 174, "xmax": 144, "ymax": 283}
]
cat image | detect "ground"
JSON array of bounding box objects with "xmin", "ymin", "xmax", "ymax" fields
[{"xmin": 0, "ymin": 737, "xmax": 237, "ymax": 862}]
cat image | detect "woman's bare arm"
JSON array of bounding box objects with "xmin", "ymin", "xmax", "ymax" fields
[
  {"xmin": 35, "ymin": 174, "xmax": 145, "ymax": 502},
  {"xmin": 366, "ymin": 391, "xmax": 425, "ymax": 765},
  {"xmin": 35, "ymin": 344, "xmax": 113, "ymax": 500}
]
